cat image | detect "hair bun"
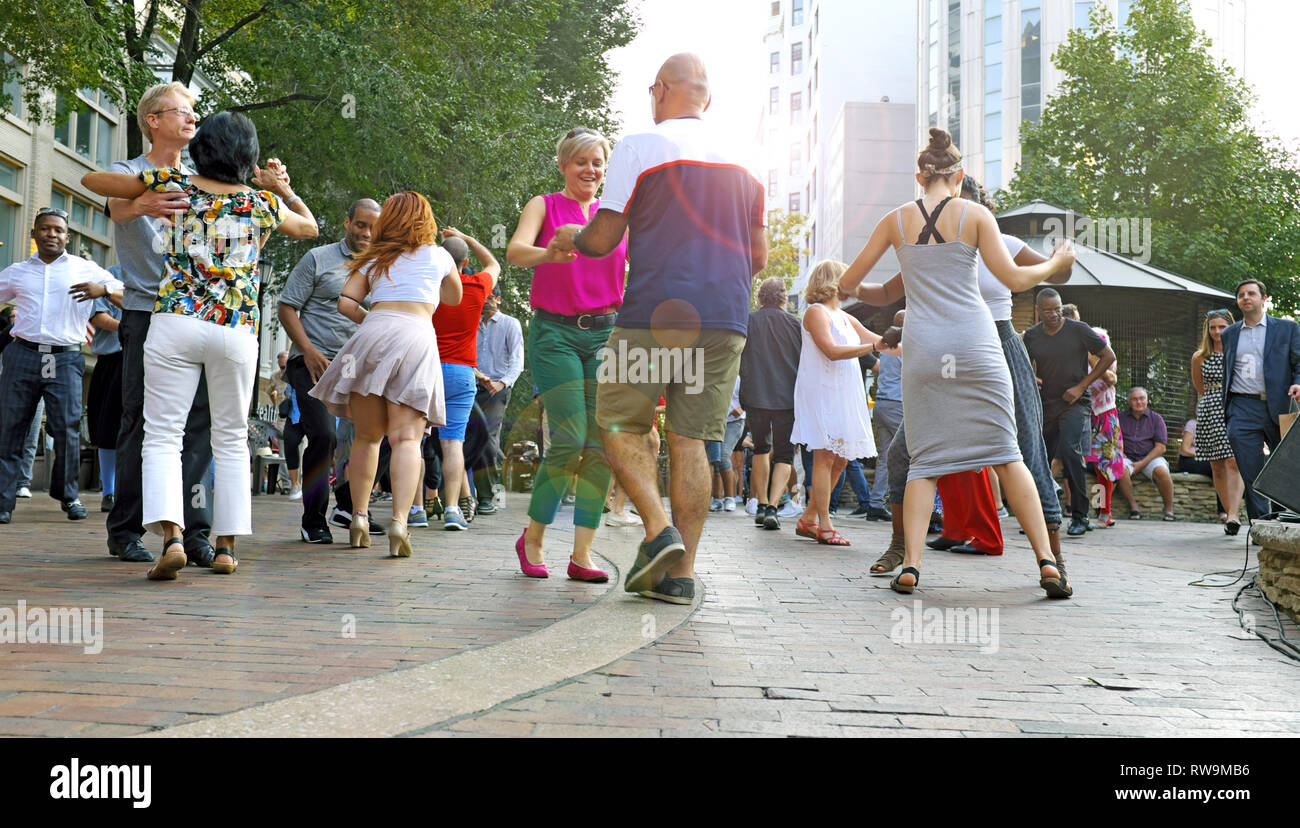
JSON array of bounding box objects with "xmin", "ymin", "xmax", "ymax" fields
[{"xmin": 927, "ymin": 127, "xmax": 952, "ymax": 152}]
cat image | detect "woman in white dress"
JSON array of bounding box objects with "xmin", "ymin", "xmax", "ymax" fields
[{"xmin": 790, "ymin": 261, "xmax": 882, "ymax": 546}]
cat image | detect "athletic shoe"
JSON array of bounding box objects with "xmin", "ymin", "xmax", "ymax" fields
[
  {"xmin": 848, "ymin": 505, "xmax": 871, "ymax": 518},
  {"xmin": 624, "ymin": 526, "xmax": 686, "ymax": 594},
  {"xmin": 709, "ymin": 498, "xmax": 724, "ymax": 512},
  {"xmin": 723, "ymin": 497, "xmax": 736, "ymax": 512},
  {"xmin": 1066, "ymin": 517, "xmax": 1089, "ymax": 537},
  {"xmin": 16, "ymin": 486, "xmax": 31, "ymax": 498},
  {"xmin": 475, "ymin": 499, "xmax": 498, "ymax": 515},
  {"xmin": 745, "ymin": 497, "xmax": 759, "ymax": 516},
  {"xmin": 639, "ymin": 574, "xmax": 695, "ymax": 605},
  {"xmin": 100, "ymin": 493, "xmax": 115, "ymax": 513},
  {"xmin": 329, "ymin": 507, "xmax": 385, "ymax": 534},
  {"xmin": 408, "ymin": 506, "xmax": 429, "ymax": 528},
  {"xmin": 300, "ymin": 526, "xmax": 334, "ymax": 544},
  {"xmin": 373, "ymin": 491, "xmax": 393, "ymax": 502},
  {"xmin": 778, "ymin": 500, "xmax": 801, "ymax": 518},
  {"xmin": 996, "ymin": 507, "xmax": 1009, "ymax": 518},
  {"xmin": 289, "ymin": 485, "xmax": 302, "ymax": 501},
  {"xmin": 62, "ymin": 499, "xmax": 88, "ymax": 520},
  {"xmin": 763, "ymin": 505, "xmax": 781, "ymax": 530},
  {"xmin": 605, "ymin": 510, "xmax": 642, "ymax": 527},
  {"xmin": 864, "ymin": 505, "xmax": 892, "ymax": 521},
  {"xmin": 444, "ymin": 508, "xmax": 469, "ymax": 531}
]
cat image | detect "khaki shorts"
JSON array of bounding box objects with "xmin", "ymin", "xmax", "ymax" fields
[{"xmin": 595, "ymin": 326, "xmax": 745, "ymax": 442}]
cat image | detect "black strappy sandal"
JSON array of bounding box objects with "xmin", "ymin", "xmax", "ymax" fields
[
  {"xmin": 890, "ymin": 566, "xmax": 920, "ymax": 594},
  {"xmin": 212, "ymin": 547, "xmax": 238, "ymax": 575},
  {"xmin": 147, "ymin": 537, "xmax": 187, "ymax": 581},
  {"xmin": 1038, "ymin": 559, "xmax": 1072, "ymax": 599}
]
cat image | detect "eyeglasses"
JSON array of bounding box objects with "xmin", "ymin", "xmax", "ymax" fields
[
  {"xmin": 647, "ymin": 79, "xmax": 669, "ymax": 94},
  {"xmin": 1040, "ymin": 307, "xmax": 1063, "ymax": 317},
  {"xmin": 153, "ymin": 107, "xmax": 199, "ymax": 121}
]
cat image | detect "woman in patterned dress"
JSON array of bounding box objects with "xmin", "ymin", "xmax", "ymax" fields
[
  {"xmin": 1083, "ymin": 327, "xmax": 1123, "ymax": 527},
  {"xmin": 1191, "ymin": 309, "xmax": 1245, "ymax": 535},
  {"xmin": 83, "ymin": 111, "xmax": 319, "ymax": 578}
]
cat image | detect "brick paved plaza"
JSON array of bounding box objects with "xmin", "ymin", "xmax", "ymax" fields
[{"xmin": 1, "ymin": 491, "xmax": 1297, "ymax": 738}]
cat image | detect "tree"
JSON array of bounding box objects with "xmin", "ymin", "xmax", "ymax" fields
[
  {"xmin": 753, "ymin": 208, "xmax": 808, "ymax": 309},
  {"xmin": 1003, "ymin": 0, "xmax": 1300, "ymax": 314}
]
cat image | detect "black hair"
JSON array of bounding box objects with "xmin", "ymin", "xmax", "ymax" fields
[
  {"xmin": 188, "ymin": 111, "xmax": 259, "ymax": 185},
  {"xmin": 1234, "ymin": 278, "xmax": 1268, "ymax": 298},
  {"xmin": 348, "ymin": 198, "xmax": 381, "ymax": 220},
  {"xmin": 959, "ymin": 174, "xmax": 996, "ymax": 211},
  {"xmin": 1036, "ymin": 287, "xmax": 1061, "ymax": 306}
]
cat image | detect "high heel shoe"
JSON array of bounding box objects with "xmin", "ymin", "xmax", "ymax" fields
[
  {"xmin": 515, "ymin": 529, "xmax": 548, "ymax": 578},
  {"xmin": 350, "ymin": 513, "xmax": 371, "ymax": 548},
  {"xmin": 1038, "ymin": 559, "xmax": 1072, "ymax": 599},
  {"xmin": 567, "ymin": 558, "xmax": 609, "ymax": 582},
  {"xmin": 147, "ymin": 537, "xmax": 187, "ymax": 581},
  {"xmin": 388, "ymin": 521, "xmax": 411, "ymax": 557}
]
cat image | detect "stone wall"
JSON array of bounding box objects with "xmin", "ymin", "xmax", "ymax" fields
[{"xmin": 1253, "ymin": 522, "xmax": 1300, "ymax": 625}]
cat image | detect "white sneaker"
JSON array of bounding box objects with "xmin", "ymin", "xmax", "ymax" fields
[
  {"xmin": 16, "ymin": 486, "xmax": 31, "ymax": 498},
  {"xmin": 289, "ymin": 485, "xmax": 302, "ymax": 500},
  {"xmin": 723, "ymin": 497, "xmax": 736, "ymax": 512},
  {"xmin": 604, "ymin": 510, "xmax": 643, "ymax": 527},
  {"xmin": 778, "ymin": 500, "xmax": 801, "ymax": 518},
  {"xmin": 709, "ymin": 498, "xmax": 724, "ymax": 512},
  {"xmin": 745, "ymin": 497, "xmax": 758, "ymax": 515}
]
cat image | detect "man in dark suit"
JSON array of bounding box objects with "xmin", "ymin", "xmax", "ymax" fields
[{"xmin": 1221, "ymin": 278, "xmax": 1300, "ymax": 519}]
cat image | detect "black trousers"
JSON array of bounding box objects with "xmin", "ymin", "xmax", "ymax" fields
[
  {"xmin": 0, "ymin": 345, "xmax": 82, "ymax": 511},
  {"xmin": 107, "ymin": 310, "xmax": 212, "ymax": 550},
  {"xmin": 1044, "ymin": 402, "xmax": 1090, "ymax": 522},
  {"xmin": 285, "ymin": 356, "xmax": 336, "ymax": 530}
]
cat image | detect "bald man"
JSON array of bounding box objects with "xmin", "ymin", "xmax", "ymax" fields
[
  {"xmin": 549, "ymin": 53, "xmax": 768, "ymax": 605},
  {"xmin": 278, "ymin": 197, "xmax": 381, "ymax": 542}
]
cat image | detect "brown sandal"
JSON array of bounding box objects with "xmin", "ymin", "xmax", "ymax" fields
[{"xmin": 870, "ymin": 537, "xmax": 905, "ymax": 574}]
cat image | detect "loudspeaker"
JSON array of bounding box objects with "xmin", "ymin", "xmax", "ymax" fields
[{"xmin": 1255, "ymin": 418, "xmax": 1300, "ymax": 516}]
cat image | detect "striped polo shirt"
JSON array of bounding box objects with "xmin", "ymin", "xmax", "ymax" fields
[{"xmin": 600, "ymin": 117, "xmax": 765, "ymax": 336}]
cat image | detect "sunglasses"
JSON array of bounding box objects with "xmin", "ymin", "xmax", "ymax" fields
[
  {"xmin": 565, "ymin": 127, "xmax": 599, "ymax": 139},
  {"xmin": 36, "ymin": 207, "xmax": 69, "ymax": 220},
  {"xmin": 1206, "ymin": 309, "xmax": 1233, "ymax": 320}
]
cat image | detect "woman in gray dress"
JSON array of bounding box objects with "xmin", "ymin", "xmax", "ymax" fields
[{"xmin": 838, "ymin": 128, "xmax": 1075, "ymax": 598}]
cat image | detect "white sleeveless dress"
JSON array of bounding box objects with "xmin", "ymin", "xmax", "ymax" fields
[{"xmin": 790, "ymin": 303, "xmax": 877, "ymax": 460}]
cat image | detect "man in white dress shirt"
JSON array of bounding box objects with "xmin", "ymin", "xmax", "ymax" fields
[{"xmin": 0, "ymin": 208, "xmax": 123, "ymax": 524}]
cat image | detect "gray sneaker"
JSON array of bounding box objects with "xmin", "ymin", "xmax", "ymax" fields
[
  {"xmin": 640, "ymin": 574, "xmax": 695, "ymax": 605},
  {"xmin": 623, "ymin": 526, "xmax": 686, "ymax": 594}
]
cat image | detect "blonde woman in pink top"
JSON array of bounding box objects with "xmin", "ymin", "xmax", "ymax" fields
[{"xmin": 505, "ymin": 127, "xmax": 628, "ymax": 581}]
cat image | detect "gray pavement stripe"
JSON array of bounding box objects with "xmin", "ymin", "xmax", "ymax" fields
[{"xmin": 146, "ymin": 524, "xmax": 700, "ymax": 738}]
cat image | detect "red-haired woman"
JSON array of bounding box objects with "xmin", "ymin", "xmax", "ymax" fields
[{"xmin": 311, "ymin": 192, "xmax": 462, "ymax": 556}]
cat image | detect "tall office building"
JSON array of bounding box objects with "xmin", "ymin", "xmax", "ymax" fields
[
  {"xmin": 918, "ymin": 0, "xmax": 1247, "ymax": 193},
  {"xmin": 759, "ymin": 1, "xmax": 917, "ymax": 295}
]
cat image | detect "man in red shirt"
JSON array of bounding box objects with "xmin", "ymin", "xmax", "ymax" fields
[{"xmin": 430, "ymin": 228, "xmax": 500, "ymax": 529}]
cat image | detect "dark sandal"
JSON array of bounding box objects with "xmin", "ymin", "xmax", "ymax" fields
[
  {"xmin": 212, "ymin": 548, "xmax": 238, "ymax": 575},
  {"xmin": 1038, "ymin": 559, "xmax": 1072, "ymax": 599},
  {"xmin": 870, "ymin": 541, "xmax": 905, "ymax": 575},
  {"xmin": 890, "ymin": 566, "xmax": 920, "ymax": 594},
  {"xmin": 147, "ymin": 537, "xmax": 187, "ymax": 581},
  {"xmin": 817, "ymin": 528, "xmax": 851, "ymax": 546}
]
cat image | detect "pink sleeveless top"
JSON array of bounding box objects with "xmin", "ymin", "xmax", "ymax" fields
[{"xmin": 529, "ymin": 192, "xmax": 627, "ymax": 315}]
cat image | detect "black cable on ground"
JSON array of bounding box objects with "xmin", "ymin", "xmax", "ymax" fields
[
  {"xmin": 1232, "ymin": 576, "xmax": 1300, "ymax": 664},
  {"xmin": 1189, "ymin": 512, "xmax": 1260, "ymax": 588}
]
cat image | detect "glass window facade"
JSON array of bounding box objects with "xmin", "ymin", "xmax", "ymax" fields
[
  {"xmin": 1074, "ymin": 0, "xmax": 1094, "ymax": 32},
  {"xmin": 791, "ymin": 42, "xmax": 803, "ymax": 75},
  {"xmin": 792, "ymin": 0, "xmax": 803, "ymax": 26},
  {"xmin": 1, "ymin": 53, "xmax": 21, "ymax": 118},
  {"xmin": 928, "ymin": 0, "xmax": 940, "ymax": 127},
  {"xmin": 947, "ymin": 0, "xmax": 961, "ymax": 141},
  {"xmin": 1021, "ymin": 0, "xmax": 1042, "ymax": 125},
  {"xmin": 984, "ymin": 0, "xmax": 1002, "ymax": 189}
]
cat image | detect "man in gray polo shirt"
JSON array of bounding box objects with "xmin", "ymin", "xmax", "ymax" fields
[
  {"xmin": 277, "ymin": 198, "xmax": 380, "ymax": 542},
  {"xmin": 105, "ymin": 81, "xmax": 213, "ymax": 565}
]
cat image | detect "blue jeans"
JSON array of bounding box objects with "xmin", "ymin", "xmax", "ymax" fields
[
  {"xmin": 830, "ymin": 459, "xmax": 872, "ymax": 511},
  {"xmin": 868, "ymin": 398, "xmax": 902, "ymax": 508}
]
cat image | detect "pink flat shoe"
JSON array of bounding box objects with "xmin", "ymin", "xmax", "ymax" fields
[
  {"xmin": 516, "ymin": 529, "xmax": 548, "ymax": 578},
  {"xmin": 567, "ymin": 558, "xmax": 609, "ymax": 583}
]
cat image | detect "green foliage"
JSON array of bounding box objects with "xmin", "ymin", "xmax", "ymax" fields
[
  {"xmin": 753, "ymin": 208, "xmax": 808, "ymax": 309},
  {"xmin": 1003, "ymin": 0, "xmax": 1300, "ymax": 315}
]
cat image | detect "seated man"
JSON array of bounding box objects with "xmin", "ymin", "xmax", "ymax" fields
[{"xmin": 1116, "ymin": 387, "xmax": 1175, "ymax": 520}]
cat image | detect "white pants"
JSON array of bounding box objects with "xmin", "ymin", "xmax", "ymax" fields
[{"xmin": 142, "ymin": 314, "xmax": 257, "ymax": 537}]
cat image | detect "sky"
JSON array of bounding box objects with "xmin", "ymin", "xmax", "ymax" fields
[{"xmin": 608, "ymin": 0, "xmax": 1300, "ymax": 155}]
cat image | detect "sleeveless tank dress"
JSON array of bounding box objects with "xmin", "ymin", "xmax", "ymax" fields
[
  {"xmin": 1194, "ymin": 351, "xmax": 1233, "ymax": 461},
  {"xmin": 789, "ymin": 303, "xmax": 876, "ymax": 460},
  {"xmin": 895, "ymin": 199, "xmax": 1021, "ymax": 480}
]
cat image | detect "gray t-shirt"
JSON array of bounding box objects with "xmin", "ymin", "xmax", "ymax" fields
[
  {"xmin": 278, "ymin": 239, "xmax": 362, "ymax": 359},
  {"xmin": 110, "ymin": 155, "xmax": 195, "ymax": 312},
  {"xmin": 89, "ymin": 267, "xmax": 123, "ymax": 355}
]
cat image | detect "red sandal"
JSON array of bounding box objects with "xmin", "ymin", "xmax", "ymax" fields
[
  {"xmin": 817, "ymin": 528, "xmax": 851, "ymax": 546},
  {"xmin": 795, "ymin": 517, "xmax": 819, "ymax": 540}
]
